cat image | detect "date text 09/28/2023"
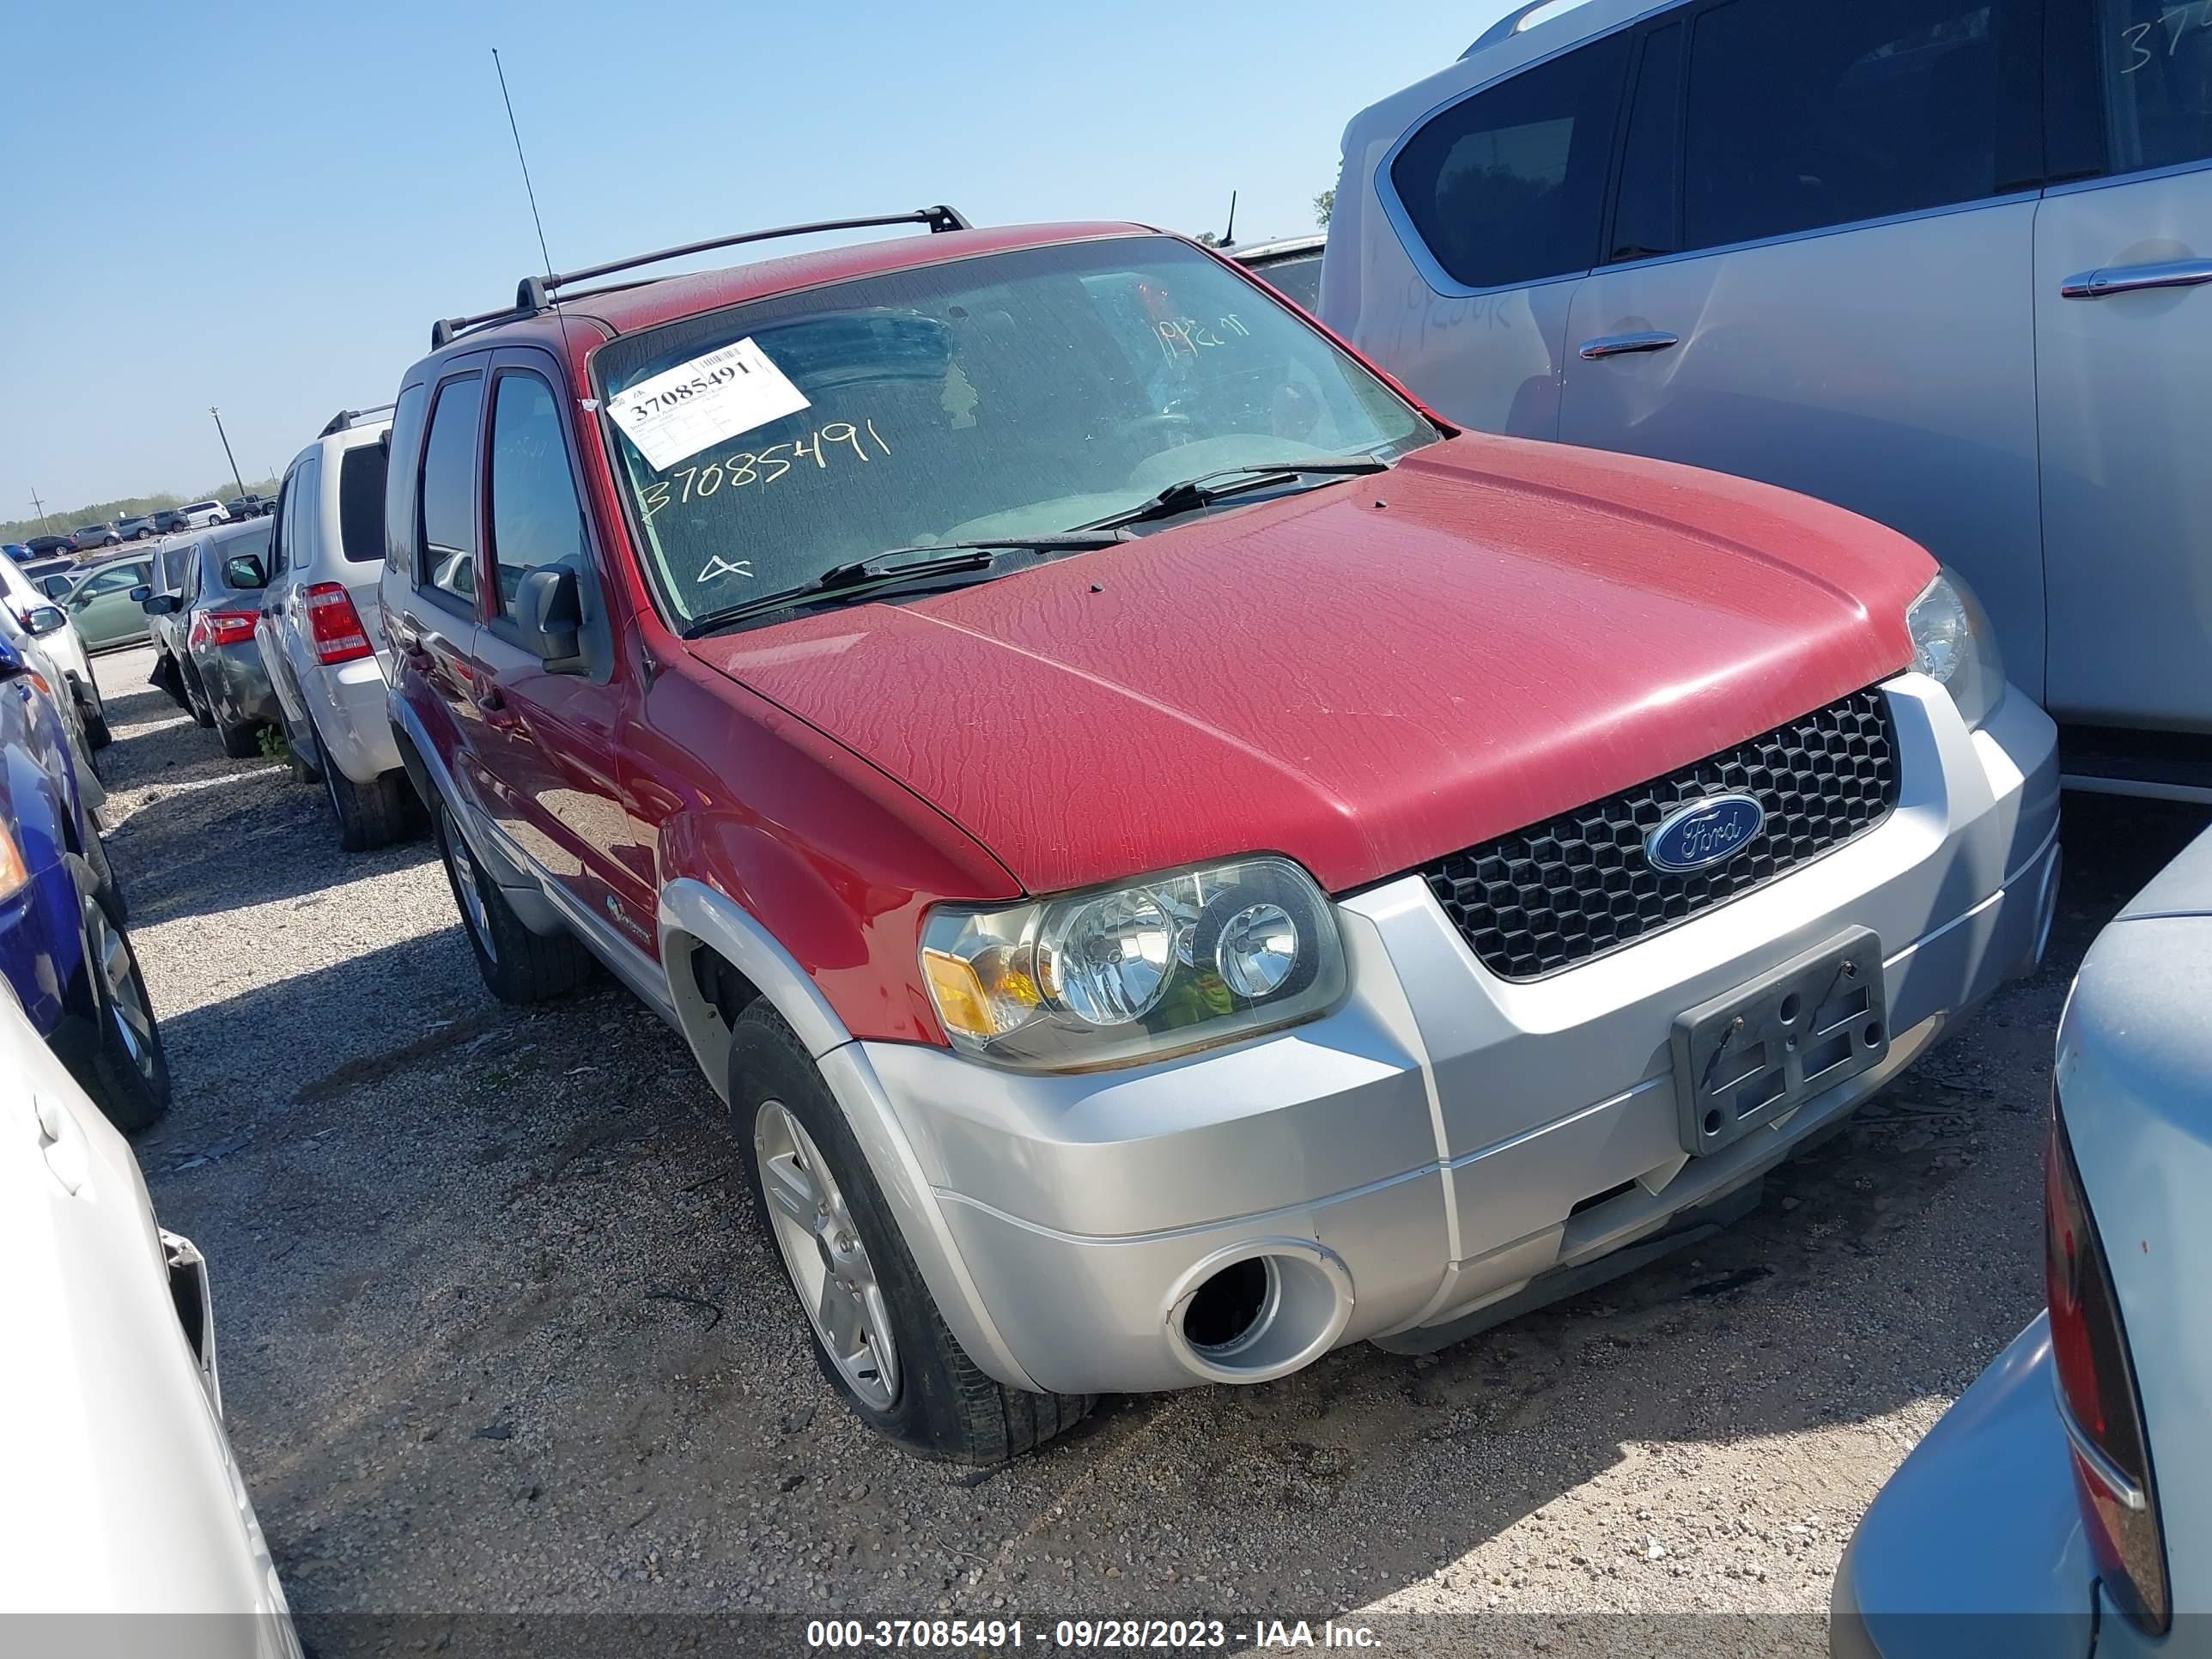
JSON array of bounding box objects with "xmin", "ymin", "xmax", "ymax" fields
[{"xmin": 804, "ymin": 1618, "xmax": 1382, "ymax": 1650}]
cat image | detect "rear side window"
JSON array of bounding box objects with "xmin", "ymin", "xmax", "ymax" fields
[
  {"xmin": 1682, "ymin": 0, "xmax": 2027, "ymax": 252},
  {"xmin": 486, "ymin": 372, "xmax": 586, "ymax": 613},
  {"xmin": 416, "ymin": 375, "xmax": 483, "ymax": 607},
  {"xmin": 281, "ymin": 456, "xmax": 319, "ymax": 575},
  {"xmin": 1389, "ymin": 32, "xmax": 1631, "ymax": 289},
  {"xmin": 338, "ymin": 443, "xmax": 388, "ymax": 563},
  {"xmin": 2100, "ymin": 0, "xmax": 2212, "ymax": 172},
  {"xmin": 382, "ymin": 383, "xmax": 429, "ymax": 577},
  {"xmin": 1610, "ymin": 22, "xmax": 1685, "ymax": 262}
]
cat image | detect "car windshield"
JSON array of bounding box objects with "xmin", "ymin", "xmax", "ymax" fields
[{"xmin": 594, "ymin": 235, "xmax": 1438, "ymax": 628}]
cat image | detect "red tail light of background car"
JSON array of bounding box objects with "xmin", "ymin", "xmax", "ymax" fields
[
  {"xmin": 188, "ymin": 610, "xmax": 260, "ymax": 651},
  {"xmin": 301, "ymin": 583, "xmax": 374, "ymax": 665},
  {"xmin": 2045, "ymin": 1095, "xmax": 2170, "ymax": 1637}
]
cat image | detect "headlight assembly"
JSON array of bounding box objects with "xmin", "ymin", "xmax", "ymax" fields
[
  {"xmin": 921, "ymin": 855, "xmax": 1346, "ymax": 1071},
  {"xmin": 1907, "ymin": 568, "xmax": 2005, "ymax": 731}
]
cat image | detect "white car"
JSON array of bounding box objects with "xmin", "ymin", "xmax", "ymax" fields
[
  {"xmin": 0, "ymin": 983, "xmax": 299, "ymax": 1646},
  {"xmin": 0, "ymin": 555, "xmax": 110, "ymax": 750},
  {"xmin": 258, "ymin": 406, "xmax": 417, "ymax": 849},
  {"xmin": 174, "ymin": 500, "xmax": 229, "ymax": 532},
  {"xmin": 1328, "ymin": 0, "xmax": 2212, "ymax": 794}
]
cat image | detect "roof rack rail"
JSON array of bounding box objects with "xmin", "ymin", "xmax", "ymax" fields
[
  {"xmin": 428, "ymin": 206, "xmax": 972, "ymax": 351},
  {"xmin": 320, "ymin": 403, "xmax": 397, "ymax": 437}
]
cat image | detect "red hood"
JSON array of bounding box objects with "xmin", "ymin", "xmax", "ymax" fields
[{"xmin": 686, "ymin": 434, "xmax": 1930, "ymax": 896}]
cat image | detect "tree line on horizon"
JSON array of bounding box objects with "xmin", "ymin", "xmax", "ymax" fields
[{"xmin": 4, "ymin": 479, "xmax": 283, "ymax": 546}]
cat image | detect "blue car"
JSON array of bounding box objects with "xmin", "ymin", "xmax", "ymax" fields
[
  {"xmin": 0, "ymin": 630, "xmax": 169, "ymax": 1133},
  {"xmin": 2, "ymin": 543, "xmax": 32, "ymax": 563},
  {"xmin": 1832, "ymin": 823, "xmax": 2212, "ymax": 1657}
]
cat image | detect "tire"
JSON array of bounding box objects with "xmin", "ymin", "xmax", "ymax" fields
[
  {"xmin": 319, "ymin": 728, "xmax": 413, "ymax": 852},
  {"xmin": 434, "ymin": 799, "xmax": 595, "ymax": 1002},
  {"xmin": 82, "ymin": 830, "xmax": 127, "ymax": 927},
  {"xmin": 181, "ymin": 663, "xmax": 215, "ymax": 727},
  {"xmin": 728, "ymin": 1002, "xmax": 1092, "ymax": 1463},
  {"xmin": 280, "ymin": 706, "xmax": 322, "ymax": 783},
  {"xmin": 218, "ymin": 719, "xmax": 261, "ymax": 759},
  {"xmin": 63, "ymin": 859, "xmax": 170, "ymax": 1134},
  {"xmin": 78, "ymin": 678, "xmax": 111, "ymax": 750}
]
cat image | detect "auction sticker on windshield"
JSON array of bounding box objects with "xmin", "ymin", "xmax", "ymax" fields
[{"xmin": 607, "ymin": 337, "xmax": 811, "ymax": 470}]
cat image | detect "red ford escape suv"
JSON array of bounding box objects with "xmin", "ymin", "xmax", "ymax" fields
[{"xmin": 381, "ymin": 209, "xmax": 2060, "ymax": 1463}]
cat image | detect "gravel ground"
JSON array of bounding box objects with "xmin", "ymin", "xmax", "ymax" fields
[{"xmin": 86, "ymin": 641, "xmax": 2210, "ymax": 1656}]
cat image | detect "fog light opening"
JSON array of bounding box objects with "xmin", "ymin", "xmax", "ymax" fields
[{"xmin": 1182, "ymin": 1257, "xmax": 1274, "ymax": 1354}]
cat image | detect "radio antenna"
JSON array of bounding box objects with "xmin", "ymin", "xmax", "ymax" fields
[
  {"xmin": 493, "ymin": 48, "xmax": 556, "ymax": 282},
  {"xmin": 1221, "ymin": 190, "xmax": 1237, "ymax": 250}
]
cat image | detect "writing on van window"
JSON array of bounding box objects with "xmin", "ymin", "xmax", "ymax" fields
[
  {"xmin": 607, "ymin": 337, "xmax": 811, "ymax": 469},
  {"xmin": 697, "ymin": 555, "xmax": 754, "ymax": 584},
  {"xmin": 1155, "ymin": 313, "xmax": 1252, "ymax": 360},
  {"xmin": 2122, "ymin": 3, "xmax": 2212, "ymax": 70},
  {"xmin": 640, "ymin": 419, "xmax": 893, "ymax": 517}
]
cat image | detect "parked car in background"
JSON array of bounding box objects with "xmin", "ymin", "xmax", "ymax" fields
[
  {"xmin": 2, "ymin": 544, "xmax": 29, "ymax": 564},
  {"xmin": 26, "ymin": 562, "xmax": 78, "ymax": 601},
  {"xmin": 25, "ymin": 535, "xmax": 75, "ymax": 559},
  {"xmin": 0, "ymin": 558, "xmax": 109, "ymax": 749},
  {"xmin": 115, "ymin": 514, "xmax": 159, "ymax": 541},
  {"xmin": 172, "ymin": 501, "xmax": 227, "ymax": 532},
  {"xmin": 140, "ymin": 536, "xmax": 201, "ymax": 711},
  {"xmin": 0, "ymin": 632, "xmax": 167, "ymax": 1133},
  {"xmin": 1231, "ymin": 234, "xmax": 1326, "ymax": 309},
  {"xmin": 1832, "ymin": 821, "xmax": 2212, "ymax": 1657},
  {"xmin": 222, "ymin": 495, "xmax": 270, "ymax": 523},
  {"xmin": 60, "ymin": 554, "xmax": 156, "ymax": 653},
  {"xmin": 70, "ymin": 523, "xmax": 122, "ymax": 553},
  {"xmin": 258, "ymin": 407, "xmax": 414, "ymax": 848},
  {"xmin": 0, "ymin": 981, "xmax": 296, "ymax": 1644},
  {"xmin": 1330, "ymin": 0, "xmax": 2212, "ymax": 794},
  {"xmin": 138, "ymin": 520, "xmax": 276, "ymax": 758},
  {"xmin": 385, "ymin": 211, "xmax": 2058, "ymax": 1462}
]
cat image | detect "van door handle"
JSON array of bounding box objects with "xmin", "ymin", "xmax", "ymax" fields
[
  {"xmin": 2060, "ymin": 259, "xmax": 2212, "ymax": 299},
  {"xmin": 1579, "ymin": 331, "xmax": 1680, "ymax": 360}
]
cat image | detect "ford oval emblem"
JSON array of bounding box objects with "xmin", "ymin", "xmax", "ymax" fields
[{"xmin": 1644, "ymin": 793, "xmax": 1766, "ymax": 876}]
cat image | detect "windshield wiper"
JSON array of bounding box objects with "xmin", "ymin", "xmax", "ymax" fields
[
  {"xmin": 1076, "ymin": 458, "xmax": 1392, "ymax": 532},
  {"xmin": 680, "ymin": 532, "xmax": 1131, "ymax": 637}
]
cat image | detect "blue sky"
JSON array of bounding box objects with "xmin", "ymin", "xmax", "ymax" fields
[{"xmin": 2, "ymin": 0, "xmax": 1517, "ymax": 514}]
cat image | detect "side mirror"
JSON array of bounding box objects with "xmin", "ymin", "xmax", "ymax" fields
[
  {"xmin": 223, "ymin": 554, "xmax": 267, "ymax": 589},
  {"xmin": 142, "ymin": 593, "xmax": 183, "ymax": 616},
  {"xmin": 128, "ymin": 584, "xmax": 151, "ymax": 603},
  {"xmin": 23, "ymin": 606, "xmax": 66, "ymax": 636},
  {"xmin": 514, "ymin": 565, "xmax": 582, "ymax": 665}
]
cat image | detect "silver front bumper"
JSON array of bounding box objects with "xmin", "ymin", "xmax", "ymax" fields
[{"xmin": 845, "ymin": 675, "xmax": 2061, "ymax": 1395}]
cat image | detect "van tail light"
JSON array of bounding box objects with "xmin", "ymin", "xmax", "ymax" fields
[
  {"xmin": 2045, "ymin": 1093, "xmax": 2169, "ymax": 1636},
  {"xmin": 190, "ymin": 609, "xmax": 259, "ymax": 651},
  {"xmin": 302, "ymin": 582, "xmax": 373, "ymax": 665}
]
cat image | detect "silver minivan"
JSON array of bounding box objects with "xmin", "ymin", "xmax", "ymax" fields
[{"xmin": 1331, "ymin": 0, "xmax": 2212, "ymax": 796}]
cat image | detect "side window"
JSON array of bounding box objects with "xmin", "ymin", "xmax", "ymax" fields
[
  {"xmin": 2100, "ymin": 0, "xmax": 2212, "ymax": 172},
  {"xmin": 80, "ymin": 563, "xmax": 142, "ymax": 599},
  {"xmin": 270, "ymin": 467, "xmax": 301, "ymax": 575},
  {"xmin": 1610, "ymin": 22, "xmax": 1685, "ymax": 262},
  {"xmin": 382, "ymin": 382, "xmax": 430, "ymax": 579},
  {"xmin": 337, "ymin": 443, "xmax": 388, "ymax": 563},
  {"xmin": 416, "ymin": 375, "xmax": 484, "ymax": 608},
  {"xmin": 289, "ymin": 455, "xmax": 322, "ymax": 572},
  {"xmin": 1683, "ymin": 0, "xmax": 2027, "ymax": 253},
  {"xmin": 487, "ymin": 372, "xmax": 587, "ymax": 614},
  {"xmin": 1389, "ymin": 32, "xmax": 1631, "ymax": 289}
]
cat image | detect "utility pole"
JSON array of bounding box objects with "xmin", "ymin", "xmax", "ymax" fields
[
  {"xmin": 209, "ymin": 407, "xmax": 247, "ymax": 502},
  {"xmin": 29, "ymin": 489, "xmax": 51, "ymax": 533}
]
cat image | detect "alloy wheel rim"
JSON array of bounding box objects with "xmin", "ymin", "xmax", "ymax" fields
[
  {"xmin": 753, "ymin": 1100, "xmax": 901, "ymax": 1411},
  {"xmin": 87, "ymin": 904, "xmax": 156, "ymax": 1080},
  {"xmin": 444, "ymin": 814, "xmax": 497, "ymax": 962}
]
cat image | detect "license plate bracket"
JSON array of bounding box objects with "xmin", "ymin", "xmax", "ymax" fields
[{"xmin": 1671, "ymin": 927, "xmax": 1887, "ymax": 1158}]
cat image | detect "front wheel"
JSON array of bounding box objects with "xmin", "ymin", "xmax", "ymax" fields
[
  {"xmin": 729, "ymin": 1003, "xmax": 1091, "ymax": 1463},
  {"xmin": 218, "ymin": 718, "xmax": 261, "ymax": 760}
]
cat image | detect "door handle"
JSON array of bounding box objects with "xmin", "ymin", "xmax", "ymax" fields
[
  {"xmin": 1579, "ymin": 331, "xmax": 1680, "ymax": 360},
  {"xmin": 2060, "ymin": 259, "xmax": 2212, "ymax": 300}
]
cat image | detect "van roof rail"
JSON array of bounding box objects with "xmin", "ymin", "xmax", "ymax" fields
[
  {"xmin": 1464, "ymin": 0, "xmax": 1585, "ymax": 55},
  {"xmin": 320, "ymin": 403, "xmax": 397, "ymax": 437},
  {"xmin": 428, "ymin": 206, "xmax": 973, "ymax": 351}
]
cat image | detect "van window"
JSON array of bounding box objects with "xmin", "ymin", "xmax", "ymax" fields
[
  {"xmin": 1611, "ymin": 21, "xmax": 1685, "ymax": 261},
  {"xmin": 486, "ymin": 372, "xmax": 586, "ymax": 611},
  {"xmin": 1683, "ymin": 0, "xmax": 2023, "ymax": 252},
  {"xmin": 417, "ymin": 375, "xmax": 484, "ymax": 607},
  {"xmin": 338, "ymin": 443, "xmax": 388, "ymax": 563},
  {"xmin": 2100, "ymin": 0, "xmax": 2212, "ymax": 172},
  {"xmin": 382, "ymin": 384, "xmax": 430, "ymax": 577},
  {"xmin": 1389, "ymin": 31, "xmax": 1631, "ymax": 289}
]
